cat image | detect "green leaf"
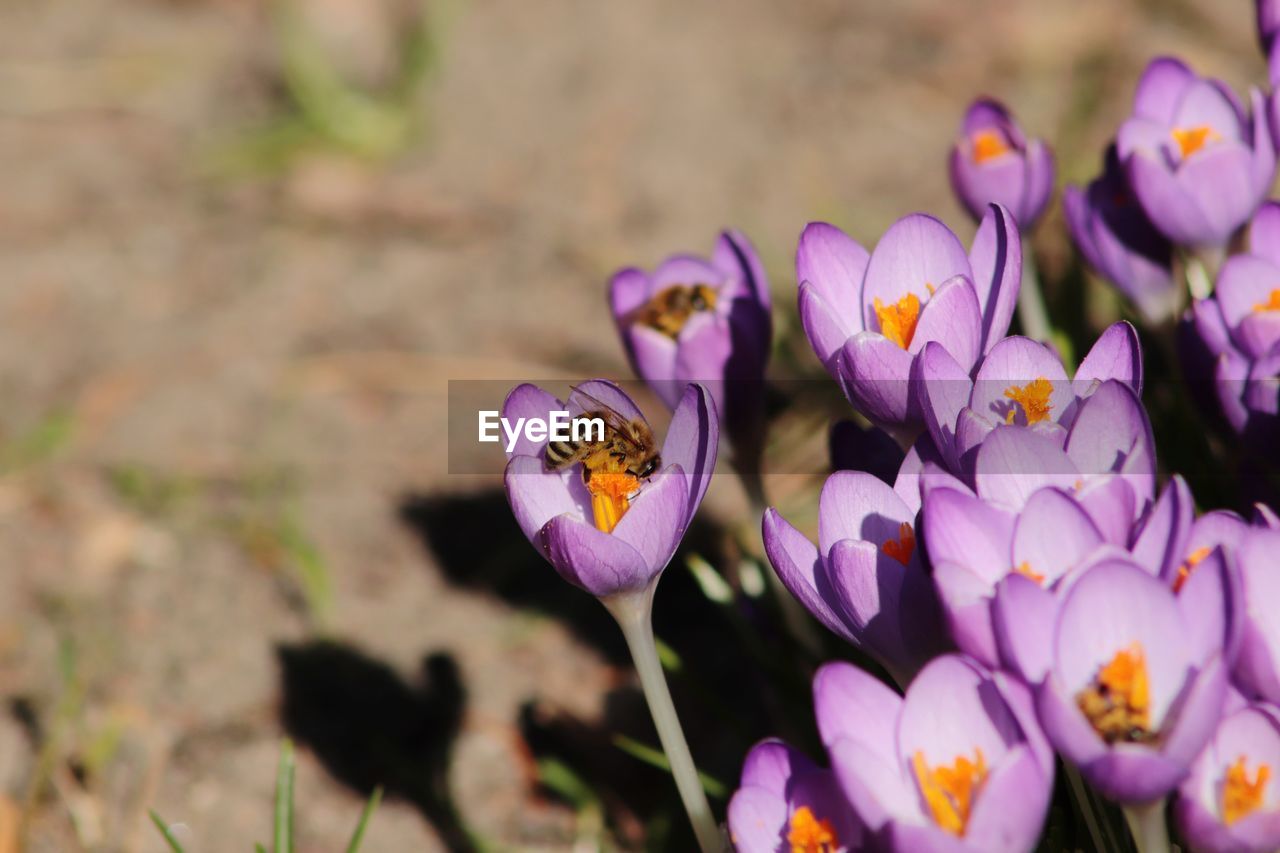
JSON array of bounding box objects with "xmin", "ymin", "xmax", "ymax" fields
[
  {"xmin": 274, "ymin": 739, "xmax": 296, "ymax": 853},
  {"xmin": 535, "ymin": 759, "xmax": 597, "ymax": 812},
  {"xmin": 148, "ymin": 810, "xmax": 186, "ymax": 853},
  {"xmin": 344, "ymin": 786, "xmax": 383, "ymax": 853},
  {"xmin": 611, "ymin": 734, "xmax": 727, "ymax": 799}
]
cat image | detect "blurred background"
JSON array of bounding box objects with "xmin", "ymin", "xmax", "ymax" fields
[{"xmin": 0, "ymin": 0, "xmax": 1265, "ymax": 849}]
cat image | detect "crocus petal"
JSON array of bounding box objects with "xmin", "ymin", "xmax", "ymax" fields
[
  {"xmin": 921, "ymin": 486, "xmax": 1016, "ymax": 576},
  {"xmin": 836, "ymin": 332, "xmax": 917, "ymax": 429},
  {"xmin": 993, "ymin": 573, "xmax": 1058, "ymax": 684},
  {"xmin": 861, "ymin": 214, "xmax": 972, "ymax": 330},
  {"xmin": 1130, "ymin": 474, "xmax": 1194, "ymax": 577},
  {"xmin": 1065, "ymin": 380, "xmax": 1155, "ymax": 493},
  {"xmin": 1081, "ymin": 749, "xmax": 1190, "ymax": 804},
  {"xmin": 933, "ymin": 559, "xmax": 1000, "ymax": 666},
  {"xmin": 738, "ymin": 738, "xmax": 811, "ymax": 794},
  {"xmin": 796, "ymin": 221, "xmax": 869, "ymax": 333},
  {"xmin": 1125, "ymin": 151, "xmax": 1215, "ymax": 246},
  {"xmin": 762, "ymin": 509, "xmax": 851, "ymax": 643},
  {"xmin": 501, "ymin": 383, "xmax": 564, "ymax": 459},
  {"xmin": 650, "ymin": 255, "xmax": 723, "ymax": 292},
  {"xmin": 812, "ymin": 660, "xmax": 902, "ymax": 755},
  {"xmin": 964, "ymin": 746, "xmax": 1053, "ymax": 853},
  {"xmin": 1175, "ymin": 547, "xmax": 1234, "ymax": 664},
  {"xmin": 1249, "ymin": 200, "xmax": 1280, "ymax": 264},
  {"xmin": 626, "ymin": 326, "xmax": 681, "ymax": 409},
  {"xmin": 568, "ymin": 380, "xmax": 644, "ymax": 423},
  {"xmin": 913, "ymin": 341, "xmax": 973, "ymax": 472},
  {"xmin": 713, "ymin": 229, "xmax": 771, "ymax": 308},
  {"xmin": 504, "ymin": 455, "xmax": 588, "ymax": 543},
  {"xmin": 974, "ymin": 426, "xmax": 1080, "ymax": 509},
  {"xmin": 1073, "ymin": 475, "xmax": 1139, "ymax": 546},
  {"xmin": 609, "ymin": 267, "xmax": 652, "ymax": 319},
  {"xmin": 610, "ymin": 467, "xmax": 688, "ymax": 572},
  {"xmin": 828, "ymin": 737, "xmax": 919, "ymax": 833},
  {"xmin": 970, "ymin": 335, "xmax": 1072, "ymax": 426},
  {"xmin": 950, "ymin": 143, "xmax": 1027, "ymax": 223},
  {"xmin": 1159, "ymin": 655, "xmax": 1228, "ymax": 767},
  {"xmin": 1178, "ymin": 142, "xmax": 1263, "ymax": 247},
  {"xmin": 673, "ymin": 312, "xmax": 733, "ymax": 386},
  {"xmin": 662, "ymin": 383, "xmax": 719, "ymax": 523},
  {"xmin": 817, "ymin": 470, "xmax": 916, "ymax": 557},
  {"xmin": 726, "ymin": 787, "xmax": 787, "ymax": 853},
  {"xmin": 1250, "ymin": 87, "xmax": 1277, "ymax": 205},
  {"xmin": 1133, "ymin": 56, "xmax": 1196, "ymax": 123},
  {"xmin": 910, "ymin": 275, "xmax": 983, "ymax": 370},
  {"xmin": 1021, "ymin": 140, "xmax": 1055, "ymax": 225},
  {"xmin": 1011, "ymin": 487, "xmax": 1105, "ymax": 585},
  {"xmin": 897, "ymin": 655, "xmax": 1023, "ymax": 771},
  {"xmin": 1216, "ymin": 349, "xmax": 1252, "ymax": 433},
  {"xmin": 799, "ymin": 281, "xmax": 853, "ymax": 370},
  {"xmin": 969, "ymin": 203, "xmax": 1023, "ymax": 352},
  {"xmin": 540, "ymin": 515, "xmax": 652, "ymax": 597},
  {"xmin": 1076, "ymin": 321, "xmax": 1144, "ymax": 396},
  {"xmin": 1215, "ymin": 253, "xmax": 1280, "ymax": 329}
]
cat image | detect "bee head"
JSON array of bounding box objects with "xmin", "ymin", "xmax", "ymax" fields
[{"xmin": 633, "ymin": 454, "xmax": 661, "ymax": 480}]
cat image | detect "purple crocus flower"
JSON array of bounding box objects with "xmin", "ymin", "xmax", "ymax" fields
[
  {"xmin": 1176, "ymin": 704, "xmax": 1280, "ymax": 853},
  {"xmin": 949, "ymin": 98, "xmax": 1055, "ymax": 229},
  {"xmin": 1033, "ymin": 558, "xmax": 1228, "ymax": 803},
  {"xmin": 1234, "ymin": 529, "xmax": 1280, "ymax": 707},
  {"xmin": 1182, "ymin": 202, "xmax": 1280, "ymax": 446},
  {"xmin": 1261, "ymin": 0, "xmax": 1280, "ymax": 53},
  {"xmin": 796, "ymin": 205, "xmax": 1021, "ymax": 442},
  {"xmin": 1116, "ymin": 57, "xmax": 1276, "ymax": 248},
  {"xmin": 817, "ymin": 655, "xmax": 1053, "ymax": 851},
  {"xmin": 727, "ymin": 739, "xmax": 861, "ymax": 853},
  {"xmin": 914, "ymin": 321, "xmax": 1143, "ymax": 478},
  {"xmin": 1065, "ymin": 145, "xmax": 1178, "ymax": 323},
  {"xmin": 763, "ymin": 471, "xmax": 949, "ymax": 685},
  {"xmin": 609, "ymin": 231, "xmax": 770, "ymax": 462},
  {"xmin": 501, "ymin": 380, "xmax": 717, "ymax": 599}
]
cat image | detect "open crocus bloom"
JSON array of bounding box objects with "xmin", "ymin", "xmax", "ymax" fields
[
  {"xmin": 1035, "ymin": 559, "xmax": 1228, "ymax": 804},
  {"xmin": 923, "ymin": 482, "xmax": 1111, "ymax": 675},
  {"xmin": 1065, "ymin": 145, "xmax": 1177, "ymax": 324},
  {"xmin": 1234, "ymin": 529, "xmax": 1280, "ymax": 706},
  {"xmin": 1176, "ymin": 705, "xmax": 1280, "ymax": 853},
  {"xmin": 914, "ymin": 321, "xmax": 1143, "ymax": 477},
  {"xmin": 1183, "ymin": 202, "xmax": 1280, "ymax": 446},
  {"xmin": 763, "ymin": 471, "xmax": 949, "ymax": 685},
  {"xmin": 818, "ymin": 656, "xmax": 1052, "ymax": 852},
  {"xmin": 949, "ymin": 98, "xmax": 1055, "ymax": 228},
  {"xmin": 796, "ymin": 205, "xmax": 1021, "ymax": 440},
  {"xmin": 501, "ymin": 380, "xmax": 717, "ymax": 599},
  {"xmin": 609, "ymin": 230, "xmax": 771, "ymax": 457},
  {"xmin": 728, "ymin": 739, "xmax": 861, "ymax": 853},
  {"xmin": 1116, "ymin": 57, "xmax": 1275, "ymax": 248}
]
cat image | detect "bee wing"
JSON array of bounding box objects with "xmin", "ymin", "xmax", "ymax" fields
[{"xmin": 567, "ymin": 387, "xmax": 632, "ymax": 425}]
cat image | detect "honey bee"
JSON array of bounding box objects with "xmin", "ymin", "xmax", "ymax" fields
[
  {"xmin": 544, "ymin": 389, "xmax": 661, "ymax": 485},
  {"xmin": 629, "ymin": 283, "xmax": 719, "ymax": 339}
]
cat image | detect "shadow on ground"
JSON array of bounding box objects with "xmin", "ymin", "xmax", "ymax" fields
[
  {"xmin": 399, "ymin": 488, "xmax": 823, "ymax": 845},
  {"xmin": 277, "ymin": 642, "xmax": 476, "ymax": 852}
]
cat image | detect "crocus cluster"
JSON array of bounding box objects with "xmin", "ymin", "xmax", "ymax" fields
[{"xmin": 497, "ymin": 5, "xmax": 1280, "ymax": 852}]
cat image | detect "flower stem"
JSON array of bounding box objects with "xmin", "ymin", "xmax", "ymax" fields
[
  {"xmin": 1062, "ymin": 763, "xmax": 1110, "ymax": 853},
  {"xmin": 604, "ymin": 588, "xmax": 723, "ymax": 853},
  {"xmin": 1123, "ymin": 798, "xmax": 1170, "ymax": 853},
  {"xmin": 1017, "ymin": 236, "xmax": 1052, "ymax": 343}
]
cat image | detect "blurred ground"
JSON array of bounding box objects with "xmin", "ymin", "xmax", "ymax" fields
[{"xmin": 0, "ymin": 0, "xmax": 1266, "ymax": 850}]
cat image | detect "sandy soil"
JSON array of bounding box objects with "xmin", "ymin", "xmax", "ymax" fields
[{"xmin": 0, "ymin": 0, "xmax": 1263, "ymax": 849}]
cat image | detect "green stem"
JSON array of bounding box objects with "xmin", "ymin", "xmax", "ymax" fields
[
  {"xmin": 1123, "ymin": 798, "xmax": 1170, "ymax": 853},
  {"xmin": 1062, "ymin": 764, "xmax": 1108, "ymax": 853},
  {"xmin": 604, "ymin": 588, "xmax": 722, "ymax": 853},
  {"xmin": 1017, "ymin": 236, "xmax": 1052, "ymax": 343}
]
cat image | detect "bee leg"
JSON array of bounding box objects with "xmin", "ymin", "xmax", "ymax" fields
[{"xmin": 581, "ymin": 466, "xmax": 592, "ymax": 484}]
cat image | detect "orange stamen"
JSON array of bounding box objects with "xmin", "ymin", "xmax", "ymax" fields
[
  {"xmin": 786, "ymin": 805, "xmax": 839, "ymax": 853},
  {"xmin": 1223, "ymin": 756, "xmax": 1271, "ymax": 826},
  {"xmin": 1004, "ymin": 377, "xmax": 1054, "ymax": 425},
  {"xmin": 882, "ymin": 522, "xmax": 915, "ymax": 566},
  {"xmin": 1014, "ymin": 561, "xmax": 1045, "ymax": 584},
  {"xmin": 873, "ymin": 293, "xmax": 922, "ymax": 350},
  {"xmin": 1253, "ymin": 289, "xmax": 1280, "ymax": 313},
  {"xmin": 1077, "ymin": 644, "xmax": 1153, "ymax": 743},
  {"xmin": 1172, "ymin": 546, "xmax": 1212, "ymax": 594},
  {"xmin": 586, "ymin": 471, "xmax": 639, "ymax": 534},
  {"xmin": 912, "ymin": 749, "xmax": 988, "ymax": 836},
  {"xmin": 1171, "ymin": 125, "xmax": 1218, "ymax": 159},
  {"xmin": 971, "ymin": 129, "xmax": 1011, "ymax": 164}
]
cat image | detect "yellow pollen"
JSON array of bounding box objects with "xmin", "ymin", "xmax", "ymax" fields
[
  {"xmin": 882, "ymin": 522, "xmax": 916, "ymax": 567},
  {"xmin": 1077, "ymin": 644, "xmax": 1155, "ymax": 744},
  {"xmin": 1223, "ymin": 756, "xmax": 1271, "ymax": 826},
  {"xmin": 1171, "ymin": 125, "xmax": 1219, "ymax": 159},
  {"xmin": 1014, "ymin": 561, "xmax": 1045, "ymax": 584},
  {"xmin": 585, "ymin": 471, "xmax": 639, "ymax": 534},
  {"xmin": 912, "ymin": 749, "xmax": 988, "ymax": 836},
  {"xmin": 1253, "ymin": 289, "xmax": 1280, "ymax": 313},
  {"xmin": 1004, "ymin": 377, "xmax": 1054, "ymax": 425},
  {"xmin": 1172, "ymin": 546, "xmax": 1212, "ymax": 594},
  {"xmin": 786, "ymin": 805, "xmax": 839, "ymax": 853},
  {"xmin": 971, "ymin": 129, "xmax": 1011, "ymax": 164},
  {"xmin": 873, "ymin": 293, "xmax": 922, "ymax": 350}
]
